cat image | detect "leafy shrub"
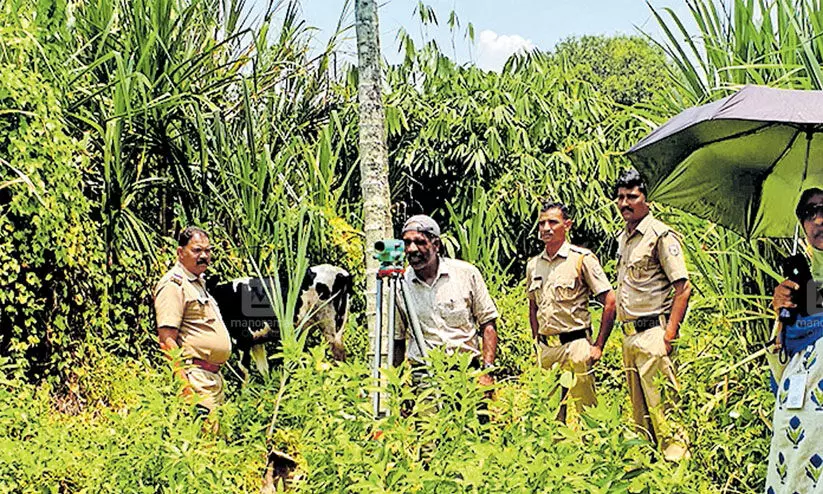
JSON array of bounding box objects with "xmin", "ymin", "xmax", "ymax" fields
[
  {"xmin": 0, "ymin": 356, "xmax": 264, "ymax": 493},
  {"xmin": 0, "ymin": 315, "xmax": 777, "ymax": 494},
  {"xmin": 0, "ymin": 64, "xmax": 108, "ymax": 382}
]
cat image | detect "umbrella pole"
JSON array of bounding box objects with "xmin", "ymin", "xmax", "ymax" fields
[
  {"xmin": 779, "ymin": 131, "xmax": 814, "ymax": 351},
  {"xmin": 793, "ymin": 130, "xmax": 814, "ymax": 256},
  {"xmin": 792, "ymin": 223, "xmax": 799, "ymax": 256}
]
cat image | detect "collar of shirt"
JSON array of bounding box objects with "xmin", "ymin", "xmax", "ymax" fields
[
  {"xmin": 175, "ymin": 261, "xmax": 202, "ymax": 283},
  {"xmin": 409, "ymin": 256, "xmax": 451, "ymax": 286},
  {"xmin": 539, "ymin": 241, "xmax": 570, "ymax": 262},
  {"xmin": 626, "ymin": 212, "xmax": 655, "ymax": 239}
]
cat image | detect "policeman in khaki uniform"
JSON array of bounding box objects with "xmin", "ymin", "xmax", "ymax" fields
[
  {"xmin": 526, "ymin": 201, "xmax": 616, "ymax": 422},
  {"xmin": 154, "ymin": 226, "xmax": 232, "ymax": 413},
  {"xmin": 614, "ymin": 170, "xmax": 692, "ymax": 462}
]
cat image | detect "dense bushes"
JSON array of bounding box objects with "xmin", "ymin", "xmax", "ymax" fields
[
  {"xmin": 0, "ymin": 278, "xmax": 776, "ymax": 492},
  {"xmin": 0, "ymin": 356, "xmax": 265, "ymax": 491},
  {"xmin": 0, "ymin": 64, "xmax": 108, "ymax": 382}
]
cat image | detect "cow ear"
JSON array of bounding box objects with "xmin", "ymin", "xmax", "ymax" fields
[
  {"xmin": 301, "ymin": 268, "xmax": 316, "ymax": 292},
  {"xmin": 332, "ymin": 272, "xmax": 350, "ymax": 295}
]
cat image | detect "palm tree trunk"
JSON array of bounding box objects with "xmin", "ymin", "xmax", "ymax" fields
[{"xmin": 355, "ymin": 0, "xmax": 393, "ymax": 367}]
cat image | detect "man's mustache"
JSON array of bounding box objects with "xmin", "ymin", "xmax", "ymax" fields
[
  {"xmin": 196, "ymin": 259, "xmax": 210, "ymax": 265},
  {"xmin": 621, "ymin": 207, "xmax": 633, "ymax": 213}
]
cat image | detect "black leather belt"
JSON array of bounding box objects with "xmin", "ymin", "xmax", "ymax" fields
[
  {"xmin": 538, "ymin": 329, "xmax": 589, "ymax": 345},
  {"xmin": 632, "ymin": 315, "xmax": 665, "ymax": 332}
]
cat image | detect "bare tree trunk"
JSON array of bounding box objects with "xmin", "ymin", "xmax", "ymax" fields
[{"xmin": 355, "ymin": 0, "xmax": 392, "ymax": 371}]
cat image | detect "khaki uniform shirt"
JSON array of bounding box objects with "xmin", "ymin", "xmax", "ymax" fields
[
  {"xmin": 398, "ymin": 257, "xmax": 499, "ymax": 363},
  {"xmin": 154, "ymin": 261, "xmax": 232, "ymax": 365},
  {"xmin": 526, "ymin": 242, "xmax": 612, "ymax": 336},
  {"xmin": 616, "ymin": 213, "xmax": 689, "ymax": 322}
]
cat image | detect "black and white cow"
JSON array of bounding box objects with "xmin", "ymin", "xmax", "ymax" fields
[{"xmin": 209, "ymin": 264, "xmax": 352, "ymax": 379}]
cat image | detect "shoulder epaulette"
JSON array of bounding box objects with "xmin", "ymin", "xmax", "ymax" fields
[
  {"xmin": 648, "ymin": 218, "xmax": 672, "ymax": 237},
  {"xmin": 568, "ymin": 245, "xmax": 593, "ymax": 256},
  {"xmin": 170, "ymin": 273, "xmax": 184, "ymax": 286}
]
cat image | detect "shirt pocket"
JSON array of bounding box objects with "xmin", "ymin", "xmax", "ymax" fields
[
  {"xmin": 627, "ymin": 255, "xmax": 656, "ymax": 284},
  {"xmin": 186, "ymin": 298, "xmax": 216, "ymax": 323},
  {"xmin": 553, "ymin": 275, "xmax": 578, "ymax": 301},
  {"xmin": 438, "ymin": 300, "xmax": 471, "ymax": 328}
]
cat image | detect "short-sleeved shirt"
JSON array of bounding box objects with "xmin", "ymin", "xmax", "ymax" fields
[
  {"xmin": 153, "ymin": 261, "xmax": 232, "ymax": 365},
  {"xmin": 615, "ymin": 213, "xmax": 689, "ymax": 322},
  {"xmin": 526, "ymin": 242, "xmax": 612, "ymax": 335},
  {"xmin": 397, "ymin": 257, "xmax": 499, "ymax": 363}
]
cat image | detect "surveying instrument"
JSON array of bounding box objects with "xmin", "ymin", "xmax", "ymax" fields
[{"xmin": 371, "ymin": 239, "xmax": 429, "ymax": 418}]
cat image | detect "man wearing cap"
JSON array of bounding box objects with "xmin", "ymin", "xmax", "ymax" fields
[
  {"xmin": 526, "ymin": 201, "xmax": 616, "ymax": 423},
  {"xmin": 614, "ymin": 169, "xmax": 692, "ymax": 461},
  {"xmin": 154, "ymin": 226, "xmax": 231, "ymax": 414},
  {"xmin": 395, "ymin": 214, "xmax": 499, "ymax": 388}
]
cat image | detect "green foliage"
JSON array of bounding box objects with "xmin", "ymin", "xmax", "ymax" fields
[
  {"xmin": 1, "ymin": 0, "xmax": 361, "ymax": 377},
  {"xmin": 651, "ymin": 0, "xmax": 823, "ymax": 104},
  {"xmin": 3, "ymin": 334, "xmax": 777, "ymax": 492},
  {"xmin": 552, "ymin": 35, "xmax": 672, "ymax": 106},
  {"xmin": 648, "ymin": 0, "xmax": 810, "ymax": 350},
  {"xmin": 2, "ymin": 0, "xmax": 813, "ymax": 491},
  {"xmin": 0, "ymin": 356, "xmax": 264, "ymax": 492},
  {"xmin": 286, "ymin": 349, "xmax": 695, "ymax": 493},
  {"xmin": 0, "ymin": 63, "xmax": 107, "ymax": 380},
  {"xmin": 379, "ymin": 47, "xmax": 640, "ymax": 278}
]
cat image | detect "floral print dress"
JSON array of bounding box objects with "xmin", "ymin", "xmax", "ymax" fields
[{"xmin": 766, "ymin": 336, "xmax": 823, "ymax": 493}]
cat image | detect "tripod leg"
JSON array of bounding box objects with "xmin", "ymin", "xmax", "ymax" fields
[
  {"xmin": 386, "ymin": 277, "xmax": 396, "ymax": 372},
  {"xmin": 398, "ymin": 278, "xmax": 429, "ymax": 359},
  {"xmin": 397, "ymin": 278, "xmax": 442, "ymax": 411},
  {"xmin": 373, "ymin": 277, "xmax": 383, "ymax": 418}
]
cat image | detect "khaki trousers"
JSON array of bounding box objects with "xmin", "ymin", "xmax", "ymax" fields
[
  {"xmin": 538, "ymin": 337, "xmax": 597, "ymax": 414},
  {"xmin": 186, "ymin": 366, "xmax": 226, "ymax": 412},
  {"xmin": 622, "ymin": 325, "xmax": 689, "ymax": 461}
]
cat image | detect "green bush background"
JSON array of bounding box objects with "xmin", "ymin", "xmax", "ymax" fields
[{"xmin": 3, "ymin": 0, "xmax": 817, "ymax": 491}]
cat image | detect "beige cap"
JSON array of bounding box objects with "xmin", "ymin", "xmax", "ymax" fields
[{"xmin": 402, "ymin": 214, "xmax": 440, "ymax": 237}]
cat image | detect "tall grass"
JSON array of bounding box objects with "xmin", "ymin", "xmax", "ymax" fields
[{"xmin": 650, "ymin": 0, "xmax": 823, "ymax": 105}]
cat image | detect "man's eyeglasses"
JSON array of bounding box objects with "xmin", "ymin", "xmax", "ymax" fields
[{"xmin": 800, "ymin": 203, "xmax": 823, "ymax": 222}]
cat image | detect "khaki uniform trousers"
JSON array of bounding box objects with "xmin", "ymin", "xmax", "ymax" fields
[
  {"xmin": 538, "ymin": 338, "xmax": 597, "ymax": 412},
  {"xmin": 622, "ymin": 324, "xmax": 689, "ymax": 461},
  {"xmin": 185, "ymin": 366, "xmax": 226, "ymax": 412}
]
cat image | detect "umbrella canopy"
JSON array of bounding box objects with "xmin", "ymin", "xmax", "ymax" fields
[{"xmin": 627, "ymin": 85, "xmax": 823, "ymax": 239}]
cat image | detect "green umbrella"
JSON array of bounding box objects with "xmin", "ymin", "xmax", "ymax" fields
[{"xmin": 626, "ymin": 85, "xmax": 823, "ymax": 240}]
